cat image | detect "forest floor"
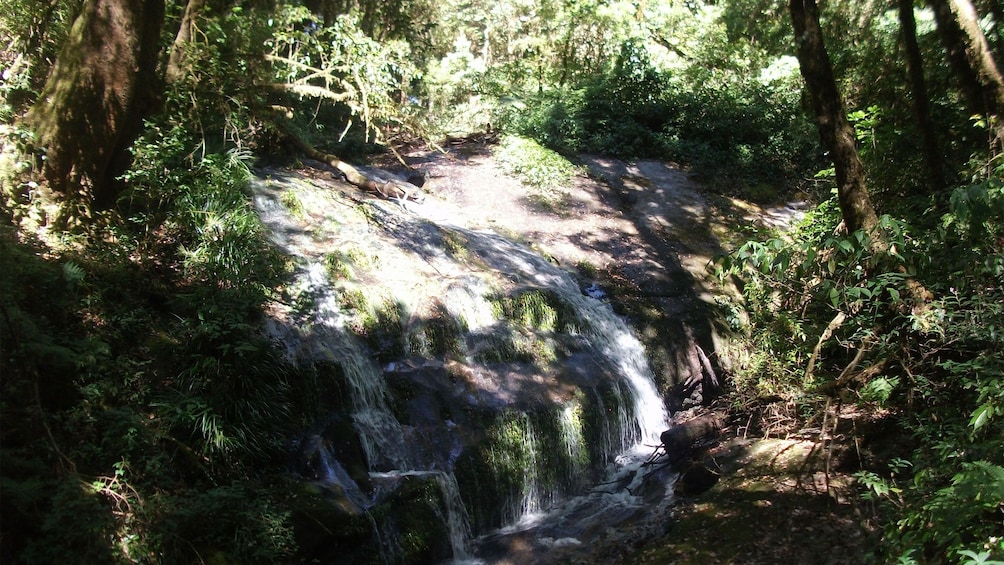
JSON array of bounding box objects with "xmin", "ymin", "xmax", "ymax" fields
[{"xmin": 363, "ymin": 140, "xmax": 876, "ymax": 564}]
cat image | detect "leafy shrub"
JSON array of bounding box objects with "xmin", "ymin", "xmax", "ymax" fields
[
  {"xmin": 495, "ymin": 135, "xmax": 578, "ymax": 213},
  {"xmin": 514, "ymin": 41, "xmax": 818, "ymax": 199},
  {"xmin": 718, "ymin": 163, "xmax": 1004, "ymax": 561}
]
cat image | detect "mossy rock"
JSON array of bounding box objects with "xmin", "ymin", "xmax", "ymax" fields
[{"xmin": 286, "ymin": 481, "xmax": 376, "ymax": 563}]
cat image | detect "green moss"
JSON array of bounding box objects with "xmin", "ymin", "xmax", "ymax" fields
[
  {"xmin": 358, "ymin": 300, "xmax": 406, "ymax": 362},
  {"xmin": 280, "ymin": 190, "xmax": 306, "ymax": 219},
  {"xmin": 465, "ymin": 289, "xmax": 584, "ymax": 365},
  {"xmin": 323, "ymin": 246, "xmax": 378, "ymax": 283},
  {"xmin": 489, "ymin": 289, "xmax": 579, "ymax": 334},
  {"xmin": 324, "ymin": 252, "xmax": 354, "ymax": 280},
  {"xmin": 441, "ymin": 229, "xmax": 470, "ymax": 261},
  {"xmin": 408, "ymin": 303, "xmax": 464, "ymax": 358},
  {"xmin": 337, "ymin": 288, "xmax": 368, "ymax": 312},
  {"xmin": 368, "ymin": 476, "xmax": 452, "ymax": 564}
]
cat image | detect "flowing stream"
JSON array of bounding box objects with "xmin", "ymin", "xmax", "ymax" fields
[{"xmin": 252, "ymin": 169, "xmax": 675, "ymax": 563}]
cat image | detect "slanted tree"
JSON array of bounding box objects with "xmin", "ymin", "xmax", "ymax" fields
[
  {"xmin": 790, "ymin": 0, "xmax": 932, "ymax": 314},
  {"xmin": 789, "ymin": 0, "xmax": 880, "ymax": 235},
  {"xmin": 165, "ymin": 0, "xmax": 207, "ymax": 84},
  {"xmin": 930, "ymin": 0, "xmax": 1004, "ymax": 144},
  {"xmin": 25, "ymin": 0, "xmax": 165, "ymax": 220}
]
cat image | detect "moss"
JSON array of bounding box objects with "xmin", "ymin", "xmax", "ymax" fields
[
  {"xmin": 408, "ymin": 303, "xmax": 464, "ymax": 358},
  {"xmin": 576, "ymin": 259, "xmax": 599, "ymax": 279},
  {"xmin": 337, "ymin": 288, "xmax": 368, "ymax": 312},
  {"xmin": 455, "ymin": 406, "xmax": 598, "ymax": 533},
  {"xmin": 468, "ymin": 288, "xmax": 584, "ymax": 365},
  {"xmin": 441, "ymin": 229, "xmax": 470, "ymax": 261},
  {"xmin": 357, "ymin": 300, "xmax": 406, "ymax": 362},
  {"xmin": 279, "ymin": 190, "xmax": 305, "ymax": 218},
  {"xmin": 324, "ymin": 251, "xmax": 354, "ymax": 280},
  {"xmin": 323, "ymin": 246, "xmax": 379, "ymax": 284},
  {"xmin": 368, "ymin": 476, "xmax": 453, "ymax": 564}
]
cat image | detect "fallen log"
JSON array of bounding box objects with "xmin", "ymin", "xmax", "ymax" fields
[
  {"xmin": 284, "ymin": 131, "xmax": 424, "ymax": 202},
  {"xmin": 660, "ymin": 414, "xmax": 723, "ymax": 463}
]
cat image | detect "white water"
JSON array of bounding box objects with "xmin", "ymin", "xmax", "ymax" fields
[
  {"xmin": 253, "ymin": 171, "xmax": 673, "ymax": 562},
  {"xmin": 254, "ymin": 179, "xmax": 471, "ymax": 559},
  {"xmin": 438, "ymin": 224, "xmax": 669, "ymax": 447}
]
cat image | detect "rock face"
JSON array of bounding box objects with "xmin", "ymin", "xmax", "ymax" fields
[{"xmin": 252, "ymin": 164, "xmax": 677, "ymax": 561}]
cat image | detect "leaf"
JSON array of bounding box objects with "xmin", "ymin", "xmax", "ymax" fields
[{"xmin": 970, "ymin": 403, "xmax": 994, "ymax": 431}]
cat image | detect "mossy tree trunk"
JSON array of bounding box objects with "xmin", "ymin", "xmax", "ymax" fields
[
  {"xmin": 789, "ymin": 0, "xmax": 880, "ymax": 236},
  {"xmin": 930, "ymin": 0, "xmax": 1004, "ymax": 145},
  {"xmin": 25, "ymin": 0, "xmax": 165, "ymax": 220}
]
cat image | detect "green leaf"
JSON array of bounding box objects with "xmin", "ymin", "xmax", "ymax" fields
[{"xmin": 970, "ymin": 403, "xmax": 994, "ymax": 431}]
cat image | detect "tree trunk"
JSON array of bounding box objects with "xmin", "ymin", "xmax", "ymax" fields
[
  {"xmin": 930, "ymin": 0, "xmax": 1004, "ymax": 143},
  {"xmin": 931, "ymin": 0, "xmax": 987, "ymax": 116},
  {"xmin": 985, "ymin": 0, "xmax": 1004, "ymax": 62},
  {"xmin": 660, "ymin": 414, "xmax": 722, "ymax": 463},
  {"xmin": 789, "ymin": 0, "xmax": 880, "ymax": 235},
  {"xmin": 166, "ymin": 0, "xmax": 207, "ymax": 84},
  {"xmin": 25, "ymin": 0, "xmax": 165, "ymax": 219},
  {"xmin": 792, "ymin": 0, "xmax": 934, "ymax": 313},
  {"xmin": 900, "ymin": 0, "xmax": 948, "ymax": 190},
  {"xmin": 951, "ymin": 0, "xmax": 1004, "ymax": 115},
  {"xmin": 283, "ymin": 131, "xmax": 424, "ymax": 202}
]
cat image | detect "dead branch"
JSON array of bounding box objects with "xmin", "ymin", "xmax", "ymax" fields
[
  {"xmin": 281, "ymin": 129, "xmax": 423, "ymax": 202},
  {"xmin": 804, "ymin": 311, "xmax": 847, "ymax": 384}
]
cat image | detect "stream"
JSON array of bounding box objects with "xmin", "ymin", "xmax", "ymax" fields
[{"xmin": 252, "ymin": 165, "xmax": 681, "ymax": 563}]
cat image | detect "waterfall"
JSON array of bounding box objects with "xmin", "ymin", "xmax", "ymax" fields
[
  {"xmin": 558, "ymin": 402, "xmax": 588, "ymax": 480},
  {"xmin": 435, "ymin": 473, "xmax": 473, "ymax": 561},
  {"xmin": 253, "ymin": 177, "xmax": 472, "ymax": 561},
  {"xmin": 252, "ymin": 170, "xmax": 672, "ymax": 561}
]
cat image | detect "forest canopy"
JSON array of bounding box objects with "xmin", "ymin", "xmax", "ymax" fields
[{"xmin": 2, "ymin": 0, "xmax": 1003, "ymax": 563}]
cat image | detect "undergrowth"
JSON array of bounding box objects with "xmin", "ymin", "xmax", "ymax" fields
[
  {"xmin": 0, "ymin": 121, "xmax": 302, "ymax": 563},
  {"xmin": 716, "ymin": 163, "xmax": 1004, "ymax": 562}
]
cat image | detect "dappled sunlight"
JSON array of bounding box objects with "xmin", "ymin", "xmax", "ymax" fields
[{"xmin": 250, "ymin": 161, "xmax": 686, "ymax": 560}]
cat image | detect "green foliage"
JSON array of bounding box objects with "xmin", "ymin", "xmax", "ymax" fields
[
  {"xmin": 514, "ymin": 41, "xmax": 818, "ymax": 199},
  {"xmin": 147, "ymin": 484, "xmax": 296, "ymax": 564},
  {"xmin": 0, "ymin": 0, "xmax": 78, "ymax": 115},
  {"xmin": 720, "ymin": 161, "xmax": 1004, "ymax": 561},
  {"xmin": 163, "ymin": 3, "xmax": 274, "ymax": 155},
  {"xmin": 2, "ymin": 104, "xmax": 300, "ymax": 560},
  {"xmin": 494, "ymin": 135, "xmax": 577, "ymax": 212},
  {"xmin": 266, "ymin": 7, "xmax": 420, "ymax": 152}
]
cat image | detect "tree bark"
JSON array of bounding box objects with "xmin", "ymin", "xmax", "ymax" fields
[
  {"xmin": 930, "ymin": 0, "xmax": 1004, "ymax": 142},
  {"xmin": 900, "ymin": 0, "xmax": 948, "ymax": 190},
  {"xmin": 789, "ymin": 0, "xmax": 880, "ymax": 235},
  {"xmin": 931, "ymin": 0, "xmax": 988, "ymax": 116},
  {"xmin": 165, "ymin": 0, "xmax": 207, "ymax": 84},
  {"xmin": 25, "ymin": 0, "xmax": 165, "ymax": 219},
  {"xmin": 660, "ymin": 414, "xmax": 722, "ymax": 463}
]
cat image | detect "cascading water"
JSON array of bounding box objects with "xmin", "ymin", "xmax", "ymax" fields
[
  {"xmin": 252, "ymin": 169, "xmax": 674, "ymax": 563},
  {"xmin": 254, "ymin": 177, "xmax": 472, "ymax": 561}
]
